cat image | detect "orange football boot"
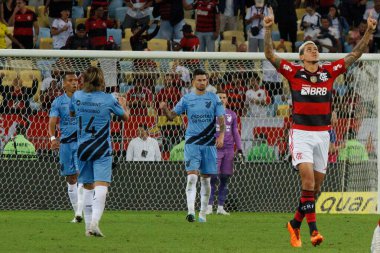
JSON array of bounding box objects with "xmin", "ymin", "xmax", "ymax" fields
[
  {"xmin": 286, "ymin": 222, "xmax": 302, "ymax": 247},
  {"xmin": 310, "ymin": 230, "xmax": 324, "ymax": 246}
]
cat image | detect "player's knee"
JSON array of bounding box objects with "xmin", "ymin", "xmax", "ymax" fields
[
  {"xmin": 66, "ymin": 175, "xmax": 77, "ymax": 185},
  {"xmin": 302, "ymin": 179, "xmax": 315, "ymax": 191}
]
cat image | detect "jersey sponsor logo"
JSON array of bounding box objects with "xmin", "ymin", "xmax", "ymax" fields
[
  {"xmin": 205, "ymin": 101, "xmax": 211, "ymax": 108},
  {"xmin": 316, "ymin": 192, "xmax": 377, "ymax": 214},
  {"xmin": 282, "ymin": 64, "xmax": 293, "ymax": 72},
  {"xmin": 300, "ymin": 85, "xmax": 327, "ymax": 96}
]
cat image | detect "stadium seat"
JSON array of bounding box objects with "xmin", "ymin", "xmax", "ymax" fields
[
  {"xmin": 219, "ymin": 40, "xmax": 237, "ymax": 52},
  {"xmin": 107, "ymin": 28, "xmax": 122, "ymax": 46},
  {"xmin": 271, "ymin": 31, "xmax": 281, "ymax": 41},
  {"xmin": 75, "ymin": 18, "xmax": 87, "ymax": 26},
  {"xmin": 296, "ymin": 8, "xmax": 306, "ymax": 20},
  {"xmin": 0, "ymin": 70, "xmax": 17, "ymax": 86},
  {"xmin": 39, "ymin": 37, "xmax": 53, "ymax": 49},
  {"xmin": 20, "ymin": 70, "xmax": 42, "ymax": 86},
  {"xmin": 297, "ymin": 31, "xmax": 304, "ymax": 42},
  {"xmin": 37, "ymin": 16, "xmax": 49, "ymax": 28},
  {"xmin": 72, "ymin": 6, "xmax": 84, "ymax": 19},
  {"xmin": 147, "ymin": 39, "xmax": 168, "ymax": 51},
  {"xmin": 121, "ymin": 38, "xmax": 131, "ymax": 51},
  {"xmin": 115, "ymin": 7, "xmax": 127, "ymax": 23},
  {"xmin": 37, "ymin": 5, "xmax": 45, "ymax": 17},
  {"xmin": 36, "ymin": 27, "xmax": 51, "ymax": 48},
  {"xmin": 5, "ymin": 27, "xmax": 13, "ymax": 49},
  {"xmin": 223, "ymin": 30, "xmax": 244, "ymax": 42},
  {"xmin": 108, "ymin": 0, "xmax": 124, "ymax": 19},
  {"xmin": 25, "ymin": 5, "xmax": 36, "ymax": 12},
  {"xmin": 273, "ymin": 41, "xmax": 292, "ymax": 53},
  {"xmin": 87, "ymin": 6, "xmax": 91, "ymax": 18}
]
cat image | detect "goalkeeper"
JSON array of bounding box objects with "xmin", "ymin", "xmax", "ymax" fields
[{"xmin": 206, "ymin": 88, "xmax": 243, "ymax": 216}]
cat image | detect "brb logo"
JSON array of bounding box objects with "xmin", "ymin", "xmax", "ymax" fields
[{"xmin": 301, "ymin": 85, "xmax": 327, "ymax": 96}]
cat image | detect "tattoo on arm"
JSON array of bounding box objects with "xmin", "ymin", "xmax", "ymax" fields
[
  {"xmin": 218, "ymin": 116, "xmax": 225, "ymax": 133},
  {"xmin": 264, "ymin": 28, "xmax": 281, "ymax": 69},
  {"xmin": 345, "ymin": 30, "xmax": 372, "ymax": 68}
]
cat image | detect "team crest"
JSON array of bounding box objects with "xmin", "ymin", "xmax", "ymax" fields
[
  {"xmin": 226, "ymin": 114, "xmax": 232, "ymax": 122},
  {"xmin": 296, "ymin": 152, "xmax": 303, "ymax": 160},
  {"xmin": 310, "ymin": 76, "xmax": 317, "ymax": 83}
]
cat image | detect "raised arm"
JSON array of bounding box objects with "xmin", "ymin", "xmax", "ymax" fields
[
  {"xmin": 263, "ymin": 7, "xmax": 282, "ymax": 69},
  {"xmin": 344, "ymin": 11, "xmax": 377, "ymax": 69}
]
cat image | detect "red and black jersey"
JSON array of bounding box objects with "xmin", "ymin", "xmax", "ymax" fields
[
  {"xmin": 278, "ymin": 58, "xmax": 346, "ymax": 131},
  {"xmin": 180, "ymin": 35, "xmax": 200, "ymax": 51},
  {"xmin": 159, "ymin": 2, "xmax": 171, "ymax": 21},
  {"xmin": 86, "ymin": 18, "xmax": 114, "ymax": 49},
  {"xmin": 194, "ymin": 1, "xmax": 219, "ymax": 33},
  {"xmin": 14, "ymin": 9, "xmax": 37, "ymax": 37}
]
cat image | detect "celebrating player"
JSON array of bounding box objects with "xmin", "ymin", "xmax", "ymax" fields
[
  {"xmin": 206, "ymin": 88, "xmax": 242, "ymax": 215},
  {"xmin": 263, "ymin": 7, "xmax": 376, "ymax": 248},
  {"xmin": 70, "ymin": 67, "xmax": 129, "ymax": 237},
  {"xmin": 49, "ymin": 72, "xmax": 83, "ymax": 223},
  {"xmin": 160, "ymin": 69, "xmax": 225, "ymax": 223}
]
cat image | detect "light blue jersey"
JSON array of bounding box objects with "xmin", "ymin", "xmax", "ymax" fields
[
  {"xmin": 174, "ymin": 91, "xmax": 225, "ymax": 174},
  {"xmin": 174, "ymin": 92, "xmax": 225, "ymax": 146},
  {"xmin": 50, "ymin": 93, "xmax": 77, "ymax": 143},
  {"xmin": 70, "ymin": 90, "xmax": 125, "ymax": 162}
]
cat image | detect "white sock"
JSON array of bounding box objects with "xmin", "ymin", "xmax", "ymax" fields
[
  {"xmin": 200, "ymin": 177, "xmax": 211, "ymax": 215},
  {"xmin": 83, "ymin": 189, "xmax": 94, "ymax": 230},
  {"xmin": 76, "ymin": 183, "xmax": 84, "ymax": 217},
  {"xmin": 67, "ymin": 183, "xmax": 78, "ymax": 214},
  {"xmin": 186, "ymin": 174, "xmax": 198, "ymax": 215},
  {"xmin": 91, "ymin": 186, "xmax": 108, "ymax": 225},
  {"xmin": 217, "ymin": 205, "xmax": 224, "ymax": 211}
]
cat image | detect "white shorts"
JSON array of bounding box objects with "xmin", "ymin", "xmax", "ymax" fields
[{"xmin": 289, "ymin": 129, "xmax": 330, "ymax": 174}]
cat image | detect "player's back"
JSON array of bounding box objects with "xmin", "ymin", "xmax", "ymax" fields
[
  {"xmin": 70, "ymin": 90, "xmax": 123, "ymax": 161},
  {"xmin": 175, "ymin": 92, "xmax": 225, "ymax": 146},
  {"xmin": 50, "ymin": 93, "xmax": 77, "ymax": 143}
]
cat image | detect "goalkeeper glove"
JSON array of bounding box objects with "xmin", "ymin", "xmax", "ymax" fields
[{"xmin": 234, "ymin": 150, "xmax": 245, "ymax": 165}]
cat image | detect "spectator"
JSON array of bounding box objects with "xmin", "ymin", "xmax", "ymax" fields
[
  {"xmin": 123, "ymin": 0, "xmax": 152, "ymax": 29},
  {"xmin": 245, "ymin": 73, "xmax": 271, "ymax": 118},
  {"xmin": 273, "ymin": 0, "xmax": 297, "ymax": 52},
  {"xmin": 328, "ymin": 5, "xmax": 349, "ymax": 48},
  {"xmin": 340, "ymin": 0, "xmax": 367, "ymax": 27},
  {"xmin": 314, "ymin": 15, "xmax": 340, "ymax": 53},
  {"xmin": 338, "ymin": 130, "xmax": 369, "ymax": 163},
  {"xmin": 346, "ymin": 20, "xmax": 372, "ymax": 53},
  {"xmin": 0, "ymin": 73, "xmax": 38, "ymax": 115},
  {"xmin": 51, "ymin": 8, "xmax": 73, "ymax": 49},
  {"xmin": 126, "ymin": 124, "xmax": 161, "ymax": 161},
  {"xmin": 316, "ymin": 0, "xmax": 335, "ymax": 16},
  {"xmin": 86, "ymin": 6, "xmax": 118, "ymax": 50},
  {"xmin": 218, "ymin": 0, "xmax": 245, "ymax": 33},
  {"xmin": 0, "ymin": 19, "xmax": 24, "ymax": 49},
  {"xmin": 247, "ymin": 134, "xmax": 276, "ymax": 162},
  {"xmin": 186, "ymin": 0, "xmax": 220, "ymax": 52},
  {"xmin": 90, "ymin": 0, "xmax": 110, "ymax": 18},
  {"xmin": 223, "ymin": 72, "xmax": 247, "ymax": 116},
  {"xmin": 2, "ymin": 124, "xmax": 36, "ymax": 159},
  {"xmin": 45, "ymin": 0, "xmax": 72, "ymax": 26},
  {"xmin": 179, "ymin": 24, "xmax": 199, "ymax": 51},
  {"xmin": 130, "ymin": 20, "xmax": 160, "ymax": 51},
  {"xmin": 62, "ymin": 23, "xmax": 90, "ymax": 50},
  {"xmin": 2, "ymin": 0, "xmax": 16, "ymax": 25},
  {"xmin": 9, "ymin": 0, "xmax": 39, "ymax": 49},
  {"xmin": 245, "ymin": 0, "xmax": 269, "ymax": 52},
  {"xmin": 363, "ymin": 0, "xmax": 380, "ymax": 52},
  {"xmin": 169, "ymin": 137, "xmax": 185, "ymax": 161},
  {"xmin": 300, "ymin": 3, "xmax": 320, "ymax": 40},
  {"xmin": 40, "ymin": 77, "xmax": 63, "ymax": 111},
  {"xmin": 155, "ymin": 0, "xmax": 187, "ymax": 40},
  {"xmin": 126, "ymin": 74, "xmax": 153, "ymax": 115}
]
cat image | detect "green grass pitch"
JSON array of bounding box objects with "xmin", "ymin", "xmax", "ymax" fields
[{"xmin": 0, "ymin": 211, "xmax": 376, "ymax": 253}]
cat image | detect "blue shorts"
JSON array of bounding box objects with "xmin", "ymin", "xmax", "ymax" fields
[
  {"xmin": 184, "ymin": 143, "xmax": 217, "ymax": 175},
  {"xmin": 77, "ymin": 156, "xmax": 113, "ymax": 184},
  {"xmin": 59, "ymin": 142, "xmax": 78, "ymax": 177}
]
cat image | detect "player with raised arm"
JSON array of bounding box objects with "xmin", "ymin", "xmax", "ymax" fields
[
  {"xmin": 49, "ymin": 72, "xmax": 83, "ymax": 223},
  {"xmin": 264, "ymin": 7, "xmax": 376, "ymax": 248},
  {"xmin": 160, "ymin": 69, "xmax": 225, "ymax": 223},
  {"xmin": 206, "ymin": 88, "xmax": 243, "ymax": 215},
  {"xmin": 70, "ymin": 67, "xmax": 130, "ymax": 237}
]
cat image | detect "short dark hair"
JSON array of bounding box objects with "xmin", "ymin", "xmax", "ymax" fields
[
  {"xmin": 192, "ymin": 69, "xmax": 208, "ymax": 79},
  {"xmin": 63, "ymin": 71, "xmax": 76, "ymax": 80}
]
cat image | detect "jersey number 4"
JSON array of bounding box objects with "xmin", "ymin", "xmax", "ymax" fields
[{"xmin": 79, "ymin": 116, "xmax": 96, "ymax": 136}]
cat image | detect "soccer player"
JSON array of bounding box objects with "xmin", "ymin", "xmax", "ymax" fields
[
  {"xmin": 263, "ymin": 7, "xmax": 376, "ymax": 248},
  {"xmin": 160, "ymin": 69, "xmax": 225, "ymax": 223},
  {"xmin": 70, "ymin": 66, "xmax": 129, "ymax": 237},
  {"xmin": 49, "ymin": 72, "xmax": 83, "ymax": 223},
  {"xmin": 206, "ymin": 89, "xmax": 242, "ymax": 216}
]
